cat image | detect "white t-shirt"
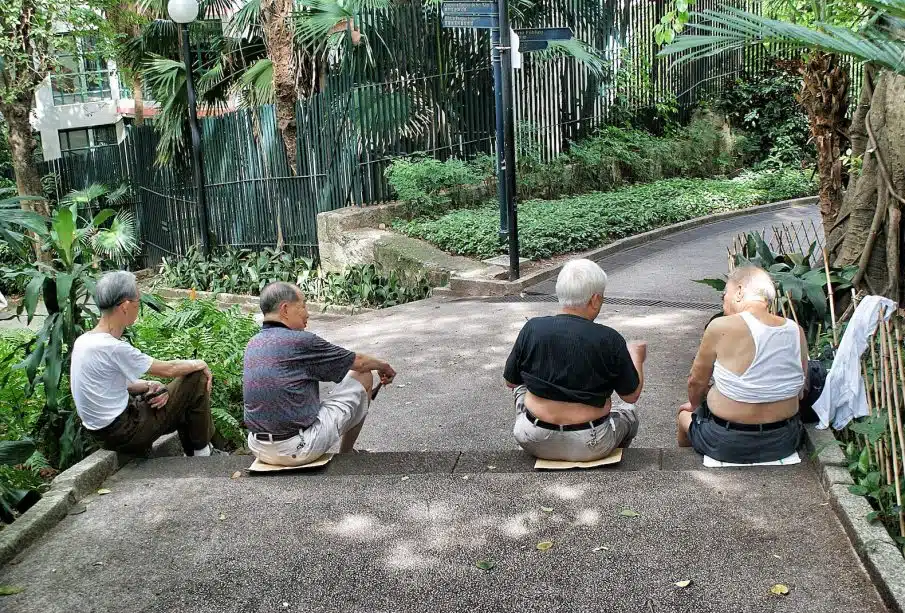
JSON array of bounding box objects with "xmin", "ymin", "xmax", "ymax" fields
[{"xmin": 70, "ymin": 332, "xmax": 154, "ymax": 430}]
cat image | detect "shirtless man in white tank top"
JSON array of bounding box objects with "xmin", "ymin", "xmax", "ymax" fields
[{"xmin": 677, "ymin": 266, "xmax": 809, "ymax": 463}]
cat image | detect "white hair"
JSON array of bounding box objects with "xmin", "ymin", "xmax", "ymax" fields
[
  {"xmin": 728, "ymin": 266, "xmax": 776, "ymax": 304},
  {"xmin": 95, "ymin": 271, "xmax": 139, "ymax": 313},
  {"xmin": 555, "ymin": 259, "xmax": 608, "ymax": 307}
]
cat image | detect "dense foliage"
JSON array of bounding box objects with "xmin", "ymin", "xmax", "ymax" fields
[
  {"xmin": 396, "ymin": 170, "xmax": 816, "ymax": 260},
  {"xmin": 385, "ymin": 120, "xmax": 749, "ymax": 217},
  {"xmin": 158, "ymin": 247, "xmax": 432, "ymax": 309},
  {"xmin": 713, "ymin": 64, "xmax": 813, "ymax": 168},
  {"xmin": 130, "ymin": 300, "xmax": 258, "ymax": 448}
]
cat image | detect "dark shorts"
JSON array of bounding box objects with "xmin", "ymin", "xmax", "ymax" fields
[{"xmin": 687, "ymin": 402, "xmax": 803, "ymax": 464}]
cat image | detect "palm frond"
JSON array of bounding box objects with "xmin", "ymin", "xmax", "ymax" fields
[
  {"xmin": 537, "ymin": 38, "xmax": 608, "ymax": 77},
  {"xmin": 862, "ymin": 0, "xmax": 905, "ymax": 20},
  {"xmin": 660, "ymin": 6, "xmax": 905, "ymax": 75},
  {"xmin": 226, "ymin": 0, "xmax": 262, "ymax": 39},
  {"xmin": 235, "ymin": 58, "xmax": 274, "ymax": 105},
  {"xmin": 62, "ymin": 184, "xmax": 108, "ymax": 206},
  {"xmin": 90, "ymin": 211, "xmax": 139, "ymax": 264}
]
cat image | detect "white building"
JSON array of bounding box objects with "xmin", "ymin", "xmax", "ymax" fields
[{"xmin": 30, "ymin": 37, "xmax": 148, "ymax": 161}]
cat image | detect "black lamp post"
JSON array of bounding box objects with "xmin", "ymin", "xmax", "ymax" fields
[{"xmin": 167, "ymin": 0, "xmax": 212, "ymax": 255}]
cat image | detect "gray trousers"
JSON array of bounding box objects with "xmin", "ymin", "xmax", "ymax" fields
[{"xmin": 512, "ymin": 386, "xmax": 639, "ymax": 462}]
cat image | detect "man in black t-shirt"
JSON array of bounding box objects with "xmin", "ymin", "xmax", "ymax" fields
[{"xmin": 504, "ymin": 259, "xmax": 647, "ymax": 462}]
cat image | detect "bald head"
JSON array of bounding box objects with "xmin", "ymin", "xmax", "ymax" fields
[{"xmin": 727, "ymin": 266, "xmax": 776, "ymax": 305}]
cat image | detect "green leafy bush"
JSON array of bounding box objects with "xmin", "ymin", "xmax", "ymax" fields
[
  {"xmin": 159, "ymin": 247, "xmax": 431, "ymax": 309},
  {"xmin": 130, "ymin": 300, "xmax": 258, "ymax": 448},
  {"xmin": 695, "ymin": 232, "xmax": 857, "ymax": 344},
  {"xmin": 385, "ymin": 156, "xmax": 485, "ymax": 217},
  {"xmin": 714, "ymin": 63, "xmax": 813, "ymax": 168},
  {"xmin": 388, "ymin": 121, "xmax": 747, "ymax": 209},
  {"xmin": 395, "ymin": 169, "xmax": 816, "ymax": 260}
]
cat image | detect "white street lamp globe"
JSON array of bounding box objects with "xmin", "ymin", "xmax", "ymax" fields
[{"xmin": 167, "ymin": 0, "xmax": 199, "ymax": 23}]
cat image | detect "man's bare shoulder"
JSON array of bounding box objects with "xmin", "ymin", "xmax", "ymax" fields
[{"xmin": 704, "ymin": 314, "xmax": 746, "ymax": 337}]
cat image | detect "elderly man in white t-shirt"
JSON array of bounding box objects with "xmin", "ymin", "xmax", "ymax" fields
[{"xmin": 71, "ymin": 271, "xmax": 219, "ymax": 456}]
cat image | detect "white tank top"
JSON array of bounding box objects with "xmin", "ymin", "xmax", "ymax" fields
[{"xmin": 712, "ymin": 311, "xmax": 804, "ymax": 404}]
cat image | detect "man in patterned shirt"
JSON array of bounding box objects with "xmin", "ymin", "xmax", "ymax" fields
[{"xmin": 243, "ymin": 282, "xmax": 396, "ymax": 466}]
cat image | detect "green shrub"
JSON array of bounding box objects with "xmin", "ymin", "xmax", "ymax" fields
[
  {"xmin": 714, "ymin": 63, "xmax": 812, "ymax": 168},
  {"xmin": 159, "ymin": 247, "xmax": 431, "ymax": 309},
  {"xmin": 130, "ymin": 300, "xmax": 258, "ymax": 448},
  {"xmin": 395, "ymin": 169, "xmax": 816, "ymax": 260},
  {"xmin": 385, "ymin": 156, "xmax": 484, "ymax": 217}
]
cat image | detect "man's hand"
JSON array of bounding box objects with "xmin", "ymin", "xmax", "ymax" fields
[
  {"xmin": 377, "ymin": 362, "xmax": 396, "ymax": 385},
  {"xmin": 628, "ymin": 341, "xmax": 648, "ymax": 364},
  {"xmin": 147, "ymin": 381, "xmax": 169, "ymax": 410},
  {"xmin": 200, "ymin": 362, "xmax": 213, "ymax": 394}
]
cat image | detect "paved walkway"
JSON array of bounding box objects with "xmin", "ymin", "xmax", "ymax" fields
[{"xmin": 0, "ymin": 203, "xmax": 890, "ymax": 613}]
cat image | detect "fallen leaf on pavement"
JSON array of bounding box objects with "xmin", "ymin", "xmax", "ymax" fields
[
  {"xmin": 401, "ymin": 476, "xmax": 410, "ymax": 481},
  {"xmin": 0, "ymin": 586, "xmax": 24, "ymax": 596},
  {"xmin": 536, "ymin": 541, "xmax": 554, "ymax": 551},
  {"xmin": 592, "ymin": 546, "xmax": 609, "ymax": 552},
  {"xmin": 462, "ymin": 476, "xmax": 469, "ymax": 480},
  {"xmin": 93, "ymin": 562, "xmax": 104, "ymax": 567},
  {"xmin": 230, "ymin": 471, "xmax": 242, "ymax": 479},
  {"xmin": 487, "ymin": 465, "xmax": 497, "ymax": 470},
  {"xmin": 674, "ymin": 580, "xmax": 692, "ymax": 588},
  {"xmin": 218, "ymin": 512, "xmax": 226, "ymax": 521},
  {"xmin": 68, "ymin": 504, "xmax": 87, "ymax": 515},
  {"xmin": 770, "ymin": 584, "xmax": 790, "ymax": 596},
  {"xmin": 475, "ymin": 560, "xmax": 495, "ymax": 571},
  {"xmin": 540, "ymin": 506, "xmax": 554, "ymax": 513},
  {"xmin": 619, "ymin": 509, "xmax": 640, "ymax": 517},
  {"xmin": 97, "ymin": 488, "xmax": 111, "ymax": 495}
]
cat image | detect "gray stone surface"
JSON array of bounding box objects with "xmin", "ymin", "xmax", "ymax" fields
[
  {"xmin": 525, "ymin": 205, "xmax": 822, "ymax": 301},
  {"xmin": 0, "ymin": 466, "xmax": 886, "ymax": 613}
]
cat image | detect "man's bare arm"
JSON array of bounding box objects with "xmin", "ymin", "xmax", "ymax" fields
[
  {"xmin": 618, "ymin": 342, "xmax": 647, "ymax": 404},
  {"xmin": 351, "ymin": 353, "xmax": 396, "ymax": 384},
  {"xmin": 688, "ymin": 323, "xmax": 720, "ymax": 408},
  {"xmin": 148, "ymin": 359, "xmax": 208, "ymax": 380}
]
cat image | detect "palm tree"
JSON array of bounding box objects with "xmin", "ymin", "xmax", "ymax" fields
[{"xmin": 660, "ymin": 0, "xmax": 905, "ymax": 302}]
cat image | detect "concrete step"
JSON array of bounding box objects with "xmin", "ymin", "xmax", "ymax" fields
[{"xmin": 122, "ymin": 447, "xmax": 809, "ymax": 480}]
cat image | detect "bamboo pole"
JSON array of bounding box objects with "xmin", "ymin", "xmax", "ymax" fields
[
  {"xmin": 863, "ymin": 360, "xmax": 880, "ymax": 469},
  {"xmin": 777, "ymin": 295, "xmax": 789, "ymax": 319},
  {"xmin": 870, "ymin": 332, "xmax": 890, "ymax": 481},
  {"xmin": 879, "ymin": 315, "xmax": 905, "ymax": 537},
  {"xmin": 785, "ymin": 290, "xmax": 800, "ymax": 326},
  {"xmin": 823, "ymin": 247, "xmax": 838, "ymax": 347}
]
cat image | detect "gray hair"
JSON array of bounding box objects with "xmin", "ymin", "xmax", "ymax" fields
[
  {"xmin": 259, "ymin": 282, "xmax": 302, "ymax": 315},
  {"xmin": 728, "ymin": 266, "xmax": 776, "ymax": 304},
  {"xmin": 555, "ymin": 259, "xmax": 608, "ymax": 307},
  {"xmin": 96, "ymin": 271, "xmax": 139, "ymax": 313}
]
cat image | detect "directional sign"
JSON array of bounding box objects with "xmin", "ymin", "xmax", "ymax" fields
[
  {"xmin": 514, "ymin": 27, "xmax": 572, "ymax": 52},
  {"xmin": 442, "ymin": 2, "xmax": 498, "ymax": 16},
  {"xmin": 442, "ymin": 14, "xmax": 499, "ymax": 28}
]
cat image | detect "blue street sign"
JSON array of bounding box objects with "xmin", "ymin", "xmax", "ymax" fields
[
  {"xmin": 442, "ymin": 2, "xmax": 498, "ymax": 16},
  {"xmin": 518, "ymin": 40, "xmax": 549, "ymax": 52},
  {"xmin": 441, "ymin": 14, "xmax": 499, "ymax": 28},
  {"xmin": 515, "ymin": 27, "xmax": 572, "ymax": 41}
]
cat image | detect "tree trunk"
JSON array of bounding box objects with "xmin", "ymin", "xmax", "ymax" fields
[
  {"xmin": 261, "ymin": 0, "xmax": 303, "ymax": 174},
  {"xmin": 0, "ymin": 97, "xmax": 50, "ymax": 218},
  {"xmin": 827, "ymin": 71, "xmax": 905, "ymax": 304},
  {"xmin": 132, "ymin": 73, "xmax": 145, "ymax": 126},
  {"xmin": 798, "ymin": 52, "xmax": 849, "ymax": 238}
]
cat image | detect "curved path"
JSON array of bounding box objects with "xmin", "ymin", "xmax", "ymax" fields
[{"xmin": 0, "ymin": 203, "xmax": 890, "ymax": 613}]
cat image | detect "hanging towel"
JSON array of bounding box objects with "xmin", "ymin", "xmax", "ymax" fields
[{"xmin": 813, "ymin": 296, "xmax": 897, "ymax": 430}]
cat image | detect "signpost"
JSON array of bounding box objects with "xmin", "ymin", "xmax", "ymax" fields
[
  {"xmin": 441, "ymin": 4, "xmax": 573, "ymax": 280},
  {"xmin": 514, "ymin": 27, "xmax": 573, "ymax": 53}
]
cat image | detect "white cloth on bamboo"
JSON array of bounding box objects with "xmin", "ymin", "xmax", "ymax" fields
[
  {"xmin": 0, "ymin": 290, "xmax": 6, "ymax": 309},
  {"xmin": 813, "ymin": 295, "xmax": 897, "ymax": 430}
]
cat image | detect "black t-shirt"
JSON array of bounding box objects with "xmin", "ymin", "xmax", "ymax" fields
[{"xmin": 504, "ymin": 314, "xmax": 639, "ymax": 407}]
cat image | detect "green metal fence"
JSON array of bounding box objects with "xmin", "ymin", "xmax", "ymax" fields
[{"xmin": 45, "ymin": 0, "xmax": 839, "ymax": 266}]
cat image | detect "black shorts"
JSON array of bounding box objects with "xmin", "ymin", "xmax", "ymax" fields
[{"xmin": 687, "ymin": 402, "xmax": 803, "ymax": 464}]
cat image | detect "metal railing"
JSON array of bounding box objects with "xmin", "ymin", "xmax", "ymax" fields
[{"xmin": 50, "ymin": 70, "xmax": 113, "ymax": 105}]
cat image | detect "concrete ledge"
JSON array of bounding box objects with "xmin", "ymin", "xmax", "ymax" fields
[
  {"xmin": 448, "ymin": 196, "xmax": 818, "ymax": 297},
  {"xmin": 154, "ymin": 288, "xmax": 374, "ymax": 317},
  {"xmin": 804, "ymin": 427, "xmax": 905, "ymax": 612},
  {"xmin": 0, "ymin": 447, "xmax": 121, "ymax": 566}
]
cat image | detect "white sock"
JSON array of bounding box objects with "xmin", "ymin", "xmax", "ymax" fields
[{"xmin": 194, "ymin": 444, "xmax": 212, "ymax": 457}]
